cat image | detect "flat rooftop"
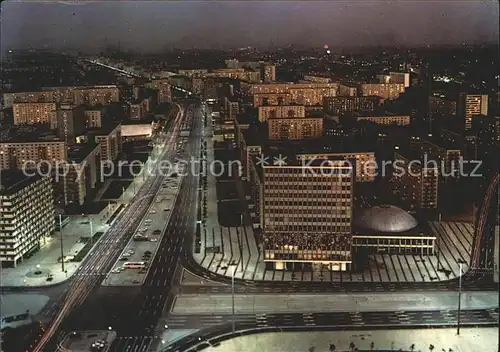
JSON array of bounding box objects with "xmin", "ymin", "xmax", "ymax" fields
[
  {"xmin": 88, "ymin": 123, "xmax": 120, "ymax": 135},
  {"xmin": 0, "ymin": 169, "xmax": 43, "ymax": 195},
  {"xmin": 67, "ymin": 143, "xmax": 99, "ymax": 163}
]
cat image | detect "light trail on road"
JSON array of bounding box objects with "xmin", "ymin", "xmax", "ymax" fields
[{"xmin": 34, "ymin": 105, "xmax": 185, "ymax": 352}]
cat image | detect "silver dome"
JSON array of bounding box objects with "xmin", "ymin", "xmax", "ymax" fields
[{"xmin": 355, "ymin": 205, "xmax": 418, "ymax": 233}]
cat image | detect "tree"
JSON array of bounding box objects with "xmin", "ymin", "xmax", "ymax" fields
[
  {"xmin": 329, "ymin": 344, "xmax": 336, "ymax": 352},
  {"xmin": 349, "ymin": 342, "xmax": 356, "ymax": 351},
  {"xmin": 429, "ymin": 344, "xmax": 435, "ymax": 351},
  {"xmin": 370, "ymin": 342, "xmax": 375, "ymax": 351},
  {"xmin": 410, "ymin": 344, "xmax": 416, "ymax": 352}
]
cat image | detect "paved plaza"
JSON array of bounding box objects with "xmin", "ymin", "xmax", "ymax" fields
[
  {"xmin": 199, "ymin": 327, "xmax": 499, "ymax": 352},
  {"xmin": 191, "ymin": 123, "xmax": 477, "ymax": 283}
]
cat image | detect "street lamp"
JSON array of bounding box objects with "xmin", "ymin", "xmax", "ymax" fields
[
  {"xmin": 457, "ymin": 263, "xmax": 463, "ymax": 335},
  {"xmin": 89, "ymin": 219, "xmax": 93, "ymax": 245},
  {"xmin": 230, "ymin": 264, "xmax": 237, "ymax": 334}
]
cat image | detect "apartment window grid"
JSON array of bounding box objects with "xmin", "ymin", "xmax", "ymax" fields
[{"xmin": 0, "ymin": 177, "xmax": 55, "ymax": 264}]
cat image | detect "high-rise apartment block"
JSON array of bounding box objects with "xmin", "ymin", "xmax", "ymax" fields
[
  {"xmin": 296, "ymin": 151, "xmax": 376, "ymax": 182},
  {"xmin": 258, "ymin": 105, "xmax": 306, "ymax": 122},
  {"xmin": 393, "ymin": 151, "xmax": 439, "ymax": 210},
  {"xmin": 389, "ymin": 72, "xmax": 410, "ymax": 88},
  {"xmin": 87, "ymin": 124, "xmax": 122, "ymax": 162},
  {"xmin": 0, "ymin": 170, "xmax": 55, "ymax": 267},
  {"xmin": 323, "ymin": 96, "xmax": 380, "ymax": 116},
  {"xmin": 0, "ymin": 139, "xmax": 67, "ymax": 169},
  {"xmin": 53, "ymin": 104, "xmax": 87, "ymax": 143},
  {"xmin": 462, "ymin": 94, "xmax": 488, "ymax": 131},
  {"xmin": 268, "ymin": 117, "xmax": 323, "ymax": 140},
  {"xmin": 429, "ymin": 95, "xmax": 457, "ymax": 117},
  {"xmin": 245, "ymin": 83, "xmax": 338, "ymax": 107},
  {"xmin": 13, "ymin": 102, "xmax": 57, "ymax": 125},
  {"xmin": 84, "ymin": 106, "xmax": 107, "ymax": 128},
  {"xmin": 360, "ymin": 83, "xmax": 405, "ymax": 100}
]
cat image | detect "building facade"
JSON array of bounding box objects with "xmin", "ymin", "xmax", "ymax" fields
[
  {"xmin": 296, "ymin": 152, "xmax": 376, "ymax": 182},
  {"xmin": 323, "ymin": 96, "xmax": 380, "ymax": 116},
  {"xmin": 463, "ymin": 94, "xmax": 488, "ymax": 131},
  {"xmin": 268, "ymin": 117, "xmax": 323, "ymax": 140},
  {"xmin": 262, "ymin": 159, "xmax": 353, "ymax": 271},
  {"xmin": 13, "ymin": 102, "xmax": 57, "ymax": 125},
  {"xmin": 88, "ymin": 124, "xmax": 122, "ymax": 162},
  {"xmin": 258, "ymin": 105, "xmax": 306, "ymax": 122},
  {"xmin": 0, "ymin": 170, "xmax": 55, "ymax": 267},
  {"xmin": 356, "ymin": 114, "xmax": 410, "ymax": 126},
  {"xmin": 393, "ymin": 151, "xmax": 439, "ymax": 210},
  {"xmin": 246, "ymin": 83, "xmax": 338, "ymax": 106},
  {"xmin": 360, "ymin": 83, "xmax": 405, "ymax": 100}
]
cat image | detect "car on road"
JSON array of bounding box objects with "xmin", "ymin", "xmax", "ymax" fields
[
  {"xmin": 150, "ymin": 238, "xmax": 158, "ymax": 242},
  {"xmin": 149, "ymin": 210, "xmax": 157, "ymax": 214},
  {"xmin": 163, "ymin": 208, "xmax": 170, "ymax": 212},
  {"xmin": 153, "ymin": 230, "xmax": 161, "ymax": 235},
  {"xmin": 119, "ymin": 257, "xmax": 128, "ymax": 261}
]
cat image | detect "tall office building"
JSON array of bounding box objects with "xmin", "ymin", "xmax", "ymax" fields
[
  {"xmin": 261, "ymin": 158, "xmax": 354, "ymax": 271},
  {"xmin": 463, "ymin": 94, "xmax": 488, "ymax": 131},
  {"xmin": 0, "ymin": 170, "xmax": 55, "ymax": 267}
]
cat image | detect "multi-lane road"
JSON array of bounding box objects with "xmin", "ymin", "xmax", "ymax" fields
[{"xmin": 35, "ymin": 103, "xmax": 186, "ymax": 351}]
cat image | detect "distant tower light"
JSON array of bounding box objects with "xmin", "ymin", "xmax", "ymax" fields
[
  {"xmin": 323, "ymin": 44, "xmax": 329, "ymax": 49},
  {"xmin": 326, "ymin": 50, "xmax": 331, "ymax": 54}
]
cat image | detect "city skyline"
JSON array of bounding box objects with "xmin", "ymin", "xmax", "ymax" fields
[{"xmin": 2, "ymin": 1, "xmax": 499, "ymax": 53}]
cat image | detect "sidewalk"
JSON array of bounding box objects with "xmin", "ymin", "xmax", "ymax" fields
[
  {"xmin": 197, "ymin": 328, "xmax": 499, "ymax": 352},
  {"xmin": 0, "ymin": 150, "xmax": 163, "ymax": 288},
  {"xmin": 0, "ymin": 203, "xmax": 118, "ymax": 287}
]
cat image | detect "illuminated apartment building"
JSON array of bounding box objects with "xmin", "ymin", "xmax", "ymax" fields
[
  {"xmin": 262, "ymin": 64, "xmax": 276, "ymax": 83},
  {"xmin": 393, "ymin": 151, "xmax": 439, "ymax": 210},
  {"xmin": 429, "ymin": 95, "xmax": 457, "ymax": 116},
  {"xmin": 84, "ymin": 106, "xmax": 106, "ymax": 128},
  {"xmin": 13, "ymin": 102, "xmax": 57, "ymax": 125},
  {"xmin": 323, "ymin": 96, "xmax": 380, "ymax": 115},
  {"xmin": 412, "ymin": 137, "xmax": 462, "ymax": 178},
  {"xmin": 356, "ymin": 114, "xmax": 410, "ymax": 126},
  {"xmin": 296, "ymin": 151, "xmax": 376, "ymax": 182},
  {"xmin": 54, "ymin": 104, "xmax": 87, "ymax": 143},
  {"xmin": 178, "ymin": 69, "xmax": 209, "ymax": 77},
  {"xmin": 360, "ymin": 83, "xmax": 405, "ymax": 100},
  {"xmin": 0, "ymin": 170, "xmax": 55, "ymax": 267},
  {"xmin": 252, "ymin": 93, "xmax": 291, "ymax": 107},
  {"xmin": 338, "ymin": 83, "xmax": 358, "ymax": 97},
  {"xmin": 224, "ymin": 96, "xmax": 239, "ymax": 120},
  {"xmin": 389, "ymin": 72, "xmax": 410, "ymax": 87},
  {"xmin": 145, "ymin": 79, "xmax": 172, "ymax": 103},
  {"xmin": 462, "ymin": 94, "xmax": 488, "ymax": 131},
  {"xmin": 87, "ymin": 123, "xmax": 122, "ymax": 162},
  {"xmin": 258, "ymin": 105, "xmax": 306, "ymax": 122},
  {"xmin": 303, "ymin": 75, "xmax": 332, "ymax": 83},
  {"xmin": 268, "ymin": 117, "xmax": 323, "ymax": 140},
  {"xmin": 3, "ymin": 91, "xmax": 55, "ymax": 108},
  {"xmin": 65, "ymin": 143, "xmax": 102, "ymax": 205},
  {"xmin": 247, "ymin": 83, "xmax": 338, "ymax": 106},
  {"xmin": 261, "ymin": 158, "xmax": 354, "ymax": 271},
  {"xmin": 73, "ymin": 86, "xmax": 120, "ymax": 106},
  {"xmin": 0, "ymin": 139, "xmax": 67, "ymax": 169}
]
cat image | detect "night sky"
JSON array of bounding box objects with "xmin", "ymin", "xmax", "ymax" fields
[{"xmin": 2, "ymin": 1, "xmax": 498, "ymax": 52}]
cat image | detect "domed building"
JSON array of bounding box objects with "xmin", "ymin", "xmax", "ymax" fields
[
  {"xmin": 355, "ymin": 205, "xmax": 418, "ymax": 233},
  {"xmin": 352, "ymin": 205, "xmax": 436, "ymax": 255}
]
